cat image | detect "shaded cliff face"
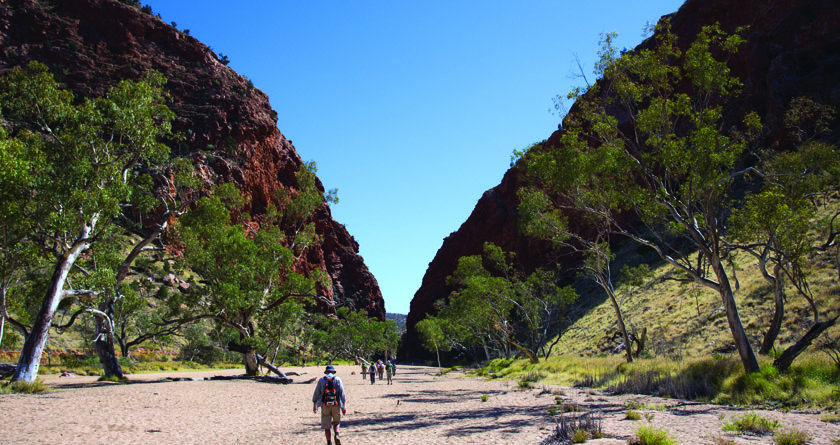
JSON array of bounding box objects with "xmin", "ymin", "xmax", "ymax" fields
[
  {"xmin": 407, "ymin": 0, "xmax": 840, "ymax": 332},
  {"xmin": 0, "ymin": 0, "xmax": 385, "ymax": 320}
]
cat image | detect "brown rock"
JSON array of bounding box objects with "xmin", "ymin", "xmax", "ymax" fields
[
  {"xmin": 407, "ymin": 0, "xmax": 840, "ymax": 333},
  {"xmin": 0, "ymin": 0, "xmax": 384, "ymax": 320}
]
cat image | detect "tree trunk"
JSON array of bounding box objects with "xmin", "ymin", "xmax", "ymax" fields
[
  {"xmin": 255, "ymin": 353, "xmax": 290, "ymax": 379},
  {"xmin": 605, "ymin": 285, "xmax": 633, "ymax": 363},
  {"xmin": 94, "ymin": 299, "xmax": 124, "ymax": 379},
  {"xmin": 710, "ymin": 259, "xmax": 760, "ymax": 373},
  {"xmin": 12, "ymin": 238, "xmax": 89, "ymax": 383},
  {"xmin": 509, "ymin": 339, "xmax": 539, "ymax": 364},
  {"xmin": 773, "ymin": 316, "xmax": 838, "ymax": 372},
  {"xmin": 759, "ymin": 265, "xmax": 784, "ymax": 355},
  {"xmin": 243, "ymin": 349, "xmax": 259, "ymax": 376}
]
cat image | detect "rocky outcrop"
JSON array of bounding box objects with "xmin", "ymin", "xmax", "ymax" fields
[
  {"xmin": 0, "ymin": 0, "xmax": 384, "ymax": 319},
  {"xmin": 407, "ymin": 0, "xmax": 840, "ymax": 332}
]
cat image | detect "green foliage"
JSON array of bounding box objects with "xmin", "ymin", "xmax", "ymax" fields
[
  {"xmin": 313, "ymin": 307, "xmax": 399, "ymax": 363},
  {"xmin": 629, "ymin": 424, "xmax": 676, "ymax": 445},
  {"xmin": 429, "ymin": 242, "xmax": 576, "ymax": 364},
  {"xmin": 515, "ymin": 20, "xmax": 840, "ymax": 373},
  {"xmin": 174, "ymin": 161, "xmax": 333, "ymax": 363},
  {"xmin": 722, "ymin": 413, "xmax": 781, "ymax": 435}
]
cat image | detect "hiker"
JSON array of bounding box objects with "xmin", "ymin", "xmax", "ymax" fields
[
  {"xmin": 390, "ymin": 359, "xmax": 397, "ymax": 376},
  {"xmin": 377, "ymin": 360, "xmax": 384, "ymax": 380},
  {"xmin": 312, "ymin": 365, "xmax": 347, "ymax": 445},
  {"xmin": 360, "ymin": 361, "xmax": 368, "ymax": 380},
  {"xmin": 368, "ymin": 362, "xmax": 376, "ymax": 384},
  {"xmin": 385, "ymin": 360, "xmax": 393, "ymax": 385}
]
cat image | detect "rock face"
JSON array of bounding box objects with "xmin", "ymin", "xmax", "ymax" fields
[
  {"xmin": 0, "ymin": 0, "xmax": 385, "ymax": 319},
  {"xmin": 407, "ymin": 0, "xmax": 840, "ymax": 332}
]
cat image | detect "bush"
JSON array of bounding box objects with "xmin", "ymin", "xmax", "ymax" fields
[{"xmin": 626, "ymin": 409, "xmax": 642, "ymax": 420}]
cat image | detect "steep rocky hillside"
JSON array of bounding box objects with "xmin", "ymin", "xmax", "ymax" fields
[
  {"xmin": 0, "ymin": 0, "xmax": 385, "ymax": 319},
  {"xmin": 407, "ymin": 0, "xmax": 840, "ymax": 333}
]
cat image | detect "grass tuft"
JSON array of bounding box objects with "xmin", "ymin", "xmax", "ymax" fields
[
  {"xmin": 626, "ymin": 409, "xmax": 643, "ymax": 420},
  {"xmin": 97, "ymin": 374, "xmax": 128, "ymax": 383},
  {"xmin": 628, "ymin": 424, "xmax": 676, "ymax": 445},
  {"xmin": 1, "ymin": 378, "xmax": 49, "ymax": 394},
  {"xmin": 543, "ymin": 411, "xmax": 602, "ymax": 444},
  {"xmin": 772, "ymin": 428, "xmax": 810, "ymax": 445},
  {"xmin": 722, "ymin": 413, "xmax": 781, "ymax": 435}
]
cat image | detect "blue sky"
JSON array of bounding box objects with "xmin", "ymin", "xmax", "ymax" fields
[{"xmin": 143, "ymin": 0, "xmax": 685, "ymax": 314}]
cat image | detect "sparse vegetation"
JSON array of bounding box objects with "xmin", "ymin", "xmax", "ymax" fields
[
  {"xmin": 772, "ymin": 428, "xmax": 810, "ymax": 445},
  {"xmin": 542, "ymin": 411, "xmax": 603, "ymax": 444},
  {"xmin": 722, "ymin": 413, "xmax": 781, "ymax": 435}
]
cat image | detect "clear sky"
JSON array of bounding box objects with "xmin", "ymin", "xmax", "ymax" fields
[{"xmin": 142, "ymin": 0, "xmax": 685, "ymax": 315}]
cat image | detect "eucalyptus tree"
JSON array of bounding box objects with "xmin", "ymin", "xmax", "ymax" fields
[
  {"xmin": 729, "ymin": 97, "xmax": 839, "ymax": 369},
  {"xmin": 517, "ymin": 23, "xmax": 769, "ymax": 373},
  {"xmin": 313, "ymin": 307, "xmax": 399, "ymax": 363},
  {"xmin": 0, "ymin": 62, "xmax": 175, "ymax": 383},
  {"xmin": 415, "ymin": 317, "xmax": 450, "ymax": 371},
  {"xmin": 436, "ymin": 242, "xmax": 576, "ymax": 364},
  {"xmin": 171, "ymin": 167, "xmax": 334, "ymax": 376}
]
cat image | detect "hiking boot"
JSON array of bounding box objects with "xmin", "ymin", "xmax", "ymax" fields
[{"xmin": 334, "ymin": 433, "xmax": 341, "ymax": 445}]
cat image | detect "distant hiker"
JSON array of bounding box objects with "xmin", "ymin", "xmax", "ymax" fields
[
  {"xmin": 390, "ymin": 359, "xmax": 397, "ymax": 376},
  {"xmin": 385, "ymin": 360, "xmax": 393, "ymax": 385},
  {"xmin": 377, "ymin": 360, "xmax": 384, "ymax": 380},
  {"xmin": 312, "ymin": 365, "xmax": 346, "ymax": 445},
  {"xmin": 360, "ymin": 361, "xmax": 368, "ymax": 380},
  {"xmin": 368, "ymin": 362, "xmax": 376, "ymax": 384}
]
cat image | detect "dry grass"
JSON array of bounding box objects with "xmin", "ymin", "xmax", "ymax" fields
[{"xmin": 551, "ymin": 198, "xmax": 840, "ymax": 369}]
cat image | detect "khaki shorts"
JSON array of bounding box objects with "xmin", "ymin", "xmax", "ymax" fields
[{"xmin": 320, "ymin": 405, "xmax": 341, "ymax": 429}]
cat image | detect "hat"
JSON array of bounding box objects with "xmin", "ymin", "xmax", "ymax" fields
[{"xmin": 324, "ymin": 365, "xmax": 336, "ymax": 374}]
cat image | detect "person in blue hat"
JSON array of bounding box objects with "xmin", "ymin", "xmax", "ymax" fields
[{"xmin": 312, "ymin": 365, "xmax": 346, "ymax": 445}]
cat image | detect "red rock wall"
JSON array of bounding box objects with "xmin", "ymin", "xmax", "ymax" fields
[
  {"xmin": 0, "ymin": 0, "xmax": 385, "ymax": 320},
  {"xmin": 407, "ymin": 0, "xmax": 840, "ymax": 332}
]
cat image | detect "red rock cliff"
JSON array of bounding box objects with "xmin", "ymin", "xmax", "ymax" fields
[
  {"xmin": 0, "ymin": 0, "xmax": 385, "ymax": 320},
  {"xmin": 407, "ymin": 0, "xmax": 840, "ymax": 332}
]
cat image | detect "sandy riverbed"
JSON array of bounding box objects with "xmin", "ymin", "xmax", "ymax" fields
[{"xmin": 1, "ymin": 364, "xmax": 838, "ymax": 444}]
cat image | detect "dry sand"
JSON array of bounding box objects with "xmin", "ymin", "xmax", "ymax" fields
[{"xmin": 1, "ymin": 364, "xmax": 838, "ymax": 444}]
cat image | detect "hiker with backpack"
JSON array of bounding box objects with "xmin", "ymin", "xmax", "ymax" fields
[
  {"xmin": 312, "ymin": 365, "xmax": 347, "ymax": 445},
  {"xmin": 385, "ymin": 360, "xmax": 393, "ymax": 385},
  {"xmin": 360, "ymin": 360, "xmax": 368, "ymax": 380},
  {"xmin": 368, "ymin": 362, "xmax": 376, "ymax": 384}
]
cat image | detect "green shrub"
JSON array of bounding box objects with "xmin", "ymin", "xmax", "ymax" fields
[
  {"xmin": 628, "ymin": 424, "xmax": 676, "ymax": 445},
  {"xmin": 722, "ymin": 413, "xmax": 781, "ymax": 435},
  {"xmin": 481, "ymin": 394, "xmax": 489, "ymax": 402},
  {"xmin": 773, "ymin": 428, "xmax": 810, "ymax": 445}
]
